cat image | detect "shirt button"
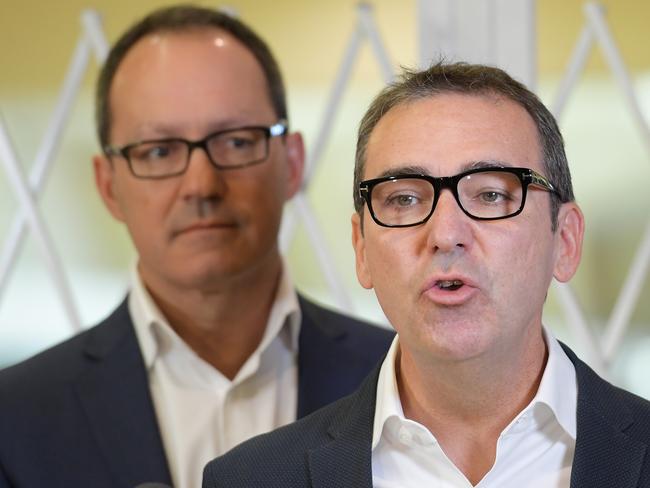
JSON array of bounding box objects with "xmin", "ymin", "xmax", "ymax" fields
[{"xmin": 398, "ymin": 428, "xmax": 411, "ymax": 445}]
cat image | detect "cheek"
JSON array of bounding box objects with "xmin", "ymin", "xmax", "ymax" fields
[
  {"xmin": 244, "ymin": 167, "xmax": 289, "ymax": 216},
  {"xmin": 364, "ymin": 232, "xmax": 420, "ymax": 302},
  {"xmin": 114, "ymin": 180, "xmax": 177, "ymax": 240},
  {"xmin": 494, "ymin": 227, "xmax": 555, "ymax": 301}
]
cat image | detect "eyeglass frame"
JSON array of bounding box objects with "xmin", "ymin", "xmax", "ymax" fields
[
  {"xmin": 103, "ymin": 120, "xmax": 288, "ymax": 179},
  {"xmin": 358, "ymin": 166, "xmax": 560, "ymax": 228}
]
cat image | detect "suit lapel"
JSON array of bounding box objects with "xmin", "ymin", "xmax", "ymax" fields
[
  {"xmin": 296, "ymin": 296, "xmax": 350, "ymax": 418},
  {"xmin": 307, "ymin": 366, "xmax": 379, "ymax": 488},
  {"xmin": 571, "ymin": 403, "xmax": 645, "ymax": 488},
  {"xmin": 563, "ymin": 345, "xmax": 646, "ymax": 488},
  {"xmin": 75, "ymin": 300, "xmax": 171, "ymax": 486}
]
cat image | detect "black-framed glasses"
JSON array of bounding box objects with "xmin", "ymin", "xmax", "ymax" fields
[
  {"xmin": 358, "ymin": 166, "xmax": 559, "ymax": 228},
  {"xmin": 104, "ymin": 120, "xmax": 287, "ymax": 179}
]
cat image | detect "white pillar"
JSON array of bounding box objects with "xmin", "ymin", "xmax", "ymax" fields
[{"xmin": 417, "ymin": 0, "xmax": 537, "ymax": 88}]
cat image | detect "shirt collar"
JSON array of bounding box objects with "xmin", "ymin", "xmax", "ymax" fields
[
  {"xmin": 530, "ymin": 327, "xmax": 577, "ymax": 439},
  {"xmin": 371, "ymin": 327, "xmax": 578, "ymax": 451},
  {"xmin": 372, "ymin": 335, "xmax": 403, "ymax": 450},
  {"xmin": 128, "ymin": 259, "xmax": 301, "ymax": 375}
]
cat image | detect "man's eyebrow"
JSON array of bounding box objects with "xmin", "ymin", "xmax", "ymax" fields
[
  {"xmin": 373, "ymin": 160, "xmax": 515, "ymax": 179},
  {"xmin": 462, "ymin": 159, "xmax": 514, "ymax": 171},
  {"xmin": 375, "ymin": 165, "xmax": 431, "ymax": 178},
  {"xmin": 130, "ymin": 123, "xmax": 184, "ymax": 140},
  {"xmin": 131, "ymin": 118, "xmax": 258, "ymax": 140}
]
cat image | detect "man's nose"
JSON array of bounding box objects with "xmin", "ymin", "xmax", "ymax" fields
[
  {"xmin": 179, "ymin": 146, "xmax": 227, "ymax": 200},
  {"xmin": 424, "ymin": 189, "xmax": 472, "ymax": 253}
]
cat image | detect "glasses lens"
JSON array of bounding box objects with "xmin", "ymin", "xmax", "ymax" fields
[
  {"xmin": 458, "ymin": 170, "xmax": 523, "ymax": 219},
  {"xmin": 207, "ymin": 128, "xmax": 268, "ymax": 167},
  {"xmin": 128, "ymin": 140, "xmax": 188, "ymax": 177},
  {"xmin": 370, "ymin": 178, "xmax": 435, "ymax": 226}
]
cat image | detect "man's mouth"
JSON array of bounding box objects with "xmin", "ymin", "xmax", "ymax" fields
[
  {"xmin": 436, "ymin": 279, "xmax": 464, "ymax": 291},
  {"xmin": 173, "ymin": 220, "xmax": 237, "ymax": 237}
]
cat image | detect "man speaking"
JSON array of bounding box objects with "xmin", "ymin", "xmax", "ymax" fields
[{"xmin": 203, "ymin": 62, "xmax": 650, "ymax": 488}]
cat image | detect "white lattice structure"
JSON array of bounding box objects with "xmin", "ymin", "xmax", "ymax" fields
[
  {"xmin": 417, "ymin": 0, "xmax": 536, "ymax": 87},
  {"xmin": 549, "ymin": 3, "xmax": 650, "ymax": 375},
  {"xmin": 279, "ymin": 3, "xmax": 395, "ymax": 313},
  {"xmin": 0, "ymin": 2, "xmax": 648, "ymax": 382},
  {"xmin": 0, "ymin": 11, "xmax": 109, "ymax": 334}
]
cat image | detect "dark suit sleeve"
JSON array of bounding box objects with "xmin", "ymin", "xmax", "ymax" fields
[
  {"xmin": 0, "ymin": 464, "xmax": 10, "ymax": 488},
  {"xmin": 296, "ymin": 294, "xmax": 393, "ymax": 416},
  {"xmin": 202, "ymin": 463, "xmax": 217, "ymax": 488}
]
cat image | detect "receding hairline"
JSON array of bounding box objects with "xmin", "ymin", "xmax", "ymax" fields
[
  {"xmin": 110, "ymin": 24, "xmax": 261, "ymax": 79},
  {"xmin": 96, "ymin": 5, "xmax": 288, "ymax": 149},
  {"xmin": 360, "ymin": 89, "xmax": 543, "ymax": 172},
  {"xmin": 104, "ymin": 25, "xmax": 273, "ymax": 141}
]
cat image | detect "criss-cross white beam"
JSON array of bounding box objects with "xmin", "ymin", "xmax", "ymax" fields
[
  {"xmin": 280, "ymin": 2, "xmax": 394, "ymax": 313},
  {"xmin": 602, "ymin": 222, "xmax": 650, "ymax": 363},
  {"xmin": 551, "ymin": 2, "xmax": 650, "ymax": 374},
  {"xmin": 301, "ymin": 3, "xmax": 394, "ymax": 187},
  {"xmin": 0, "ymin": 117, "xmax": 82, "ymax": 332},
  {"xmin": 0, "ymin": 10, "xmax": 109, "ymax": 332}
]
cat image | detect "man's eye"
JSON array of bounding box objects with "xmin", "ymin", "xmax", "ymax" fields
[
  {"xmin": 475, "ymin": 190, "xmax": 514, "ymax": 205},
  {"xmin": 132, "ymin": 143, "xmax": 174, "ymax": 161},
  {"xmin": 147, "ymin": 146, "xmax": 171, "ymax": 158},
  {"xmin": 386, "ymin": 194, "xmax": 420, "ymax": 207},
  {"xmin": 227, "ymin": 137, "xmax": 255, "ymax": 149}
]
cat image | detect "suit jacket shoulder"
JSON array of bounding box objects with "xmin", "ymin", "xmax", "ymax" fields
[
  {"xmin": 562, "ymin": 344, "xmax": 650, "ymax": 487},
  {"xmin": 204, "ymin": 365, "xmax": 381, "ymax": 488},
  {"xmin": 206, "ymin": 343, "xmax": 650, "ymax": 488},
  {"xmin": 0, "ymin": 293, "xmax": 392, "ymax": 488},
  {"xmin": 0, "ymin": 299, "xmax": 171, "ymax": 488},
  {"xmin": 296, "ymin": 294, "xmax": 393, "ymax": 416}
]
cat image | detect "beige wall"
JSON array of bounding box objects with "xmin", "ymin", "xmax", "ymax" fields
[
  {"xmin": 2, "ymin": 0, "xmax": 650, "ymax": 95},
  {"xmin": 0, "ymin": 1, "xmax": 649, "ymax": 392}
]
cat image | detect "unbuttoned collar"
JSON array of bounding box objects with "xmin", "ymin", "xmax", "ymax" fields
[
  {"xmin": 128, "ymin": 260, "xmax": 301, "ymax": 382},
  {"xmin": 372, "ymin": 327, "xmax": 577, "ymax": 451}
]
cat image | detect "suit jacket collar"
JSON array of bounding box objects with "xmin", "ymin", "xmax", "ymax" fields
[
  {"xmin": 562, "ymin": 344, "xmax": 647, "ymax": 488},
  {"xmin": 308, "ymin": 365, "xmax": 380, "ymax": 488},
  {"xmin": 296, "ymin": 295, "xmax": 349, "ymax": 417},
  {"xmin": 76, "ymin": 294, "xmax": 357, "ymax": 484},
  {"xmin": 305, "ymin": 343, "xmax": 648, "ymax": 488},
  {"xmin": 76, "ymin": 299, "xmax": 172, "ymax": 487}
]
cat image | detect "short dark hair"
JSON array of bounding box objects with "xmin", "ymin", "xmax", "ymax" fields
[
  {"xmin": 353, "ymin": 62, "xmax": 574, "ymax": 231},
  {"xmin": 96, "ymin": 4, "xmax": 287, "ymax": 149}
]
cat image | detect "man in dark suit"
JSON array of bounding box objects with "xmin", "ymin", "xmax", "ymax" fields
[
  {"xmin": 203, "ymin": 62, "xmax": 650, "ymax": 487},
  {"xmin": 0, "ymin": 5, "xmax": 392, "ymax": 488}
]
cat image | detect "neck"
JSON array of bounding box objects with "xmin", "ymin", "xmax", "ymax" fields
[
  {"xmin": 397, "ymin": 331, "xmax": 547, "ymax": 485},
  {"xmin": 139, "ymin": 253, "xmax": 284, "ymax": 380}
]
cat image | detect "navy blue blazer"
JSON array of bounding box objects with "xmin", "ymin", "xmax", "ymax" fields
[
  {"xmin": 0, "ymin": 294, "xmax": 393, "ymax": 488},
  {"xmin": 203, "ymin": 344, "xmax": 650, "ymax": 488}
]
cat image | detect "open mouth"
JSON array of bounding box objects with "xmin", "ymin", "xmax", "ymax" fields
[{"xmin": 436, "ymin": 279, "xmax": 464, "ymax": 291}]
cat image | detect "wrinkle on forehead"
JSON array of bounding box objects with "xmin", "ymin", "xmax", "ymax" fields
[
  {"xmin": 374, "ymin": 160, "xmax": 518, "ymax": 179},
  {"xmin": 365, "ymin": 93, "xmax": 542, "ymax": 178}
]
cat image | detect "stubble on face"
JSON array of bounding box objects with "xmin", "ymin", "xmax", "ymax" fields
[
  {"xmin": 105, "ymin": 29, "xmax": 290, "ymax": 294},
  {"xmin": 355, "ymin": 93, "xmax": 555, "ymax": 368}
]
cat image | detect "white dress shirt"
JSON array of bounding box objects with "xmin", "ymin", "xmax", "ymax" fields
[
  {"xmin": 128, "ymin": 262, "xmax": 301, "ymax": 488},
  {"xmin": 372, "ymin": 329, "xmax": 577, "ymax": 487}
]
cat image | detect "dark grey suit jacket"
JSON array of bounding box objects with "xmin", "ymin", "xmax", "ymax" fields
[
  {"xmin": 0, "ymin": 294, "xmax": 393, "ymax": 488},
  {"xmin": 203, "ymin": 344, "xmax": 650, "ymax": 488}
]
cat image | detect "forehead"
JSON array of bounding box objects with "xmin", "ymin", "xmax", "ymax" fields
[
  {"xmin": 109, "ymin": 28, "xmax": 274, "ymax": 137},
  {"xmin": 364, "ymin": 93, "xmax": 542, "ymax": 178}
]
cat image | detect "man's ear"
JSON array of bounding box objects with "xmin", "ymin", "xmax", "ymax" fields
[
  {"xmin": 283, "ymin": 132, "xmax": 305, "ymax": 200},
  {"xmin": 93, "ymin": 154, "xmax": 125, "ymax": 222},
  {"xmin": 553, "ymin": 202, "xmax": 585, "ymax": 283},
  {"xmin": 351, "ymin": 212, "xmax": 373, "ymax": 289}
]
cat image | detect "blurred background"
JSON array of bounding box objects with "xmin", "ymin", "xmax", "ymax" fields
[{"xmin": 0, "ymin": 0, "xmax": 649, "ymax": 394}]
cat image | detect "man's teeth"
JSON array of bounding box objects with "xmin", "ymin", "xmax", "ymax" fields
[{"xmin": 438, "ymin": 280, "xmax": 463, "ymax": 289}]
